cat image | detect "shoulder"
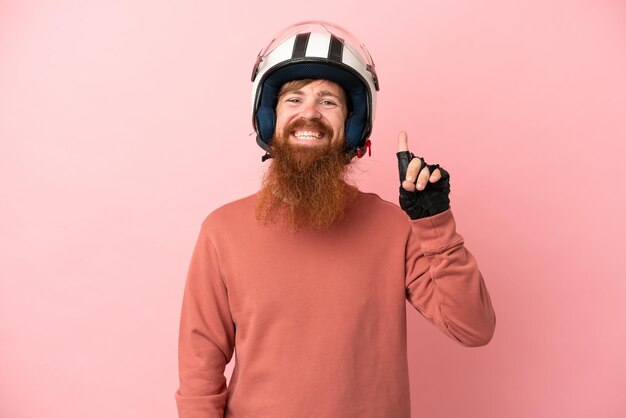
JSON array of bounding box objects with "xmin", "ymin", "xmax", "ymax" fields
[
  {"xmin": 200, "ymin": 193, "xmax": 259, "ymax": 231},
  {"xmin": 349, "ymin": 190, "xmax": 412, "ymax": 231},
  {"xmin": 353, "ymin": 191, "xmax": 407, "ymax": 218}
]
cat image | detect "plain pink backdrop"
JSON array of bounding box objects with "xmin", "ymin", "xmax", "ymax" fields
[{"xmin": 1, "ymin": 0, "xmax": 625, "ymax": 417}]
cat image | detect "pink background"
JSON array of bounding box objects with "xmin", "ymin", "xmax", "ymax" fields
[{"xmin": 1, "ymin": 0, "xmax": 625, "ymax": 417}]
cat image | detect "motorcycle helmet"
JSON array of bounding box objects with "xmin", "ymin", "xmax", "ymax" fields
[{"xmin": 250, "ymin": 20, "xmax": 380, "ymax": 160}]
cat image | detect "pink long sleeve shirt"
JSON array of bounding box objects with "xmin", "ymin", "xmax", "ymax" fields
[{"xmin": 176, "ymin": 191, "xmax": 495, "ymax": 418}]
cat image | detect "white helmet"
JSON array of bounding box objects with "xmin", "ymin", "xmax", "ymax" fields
[{"xmin": 250, "ymin": 20, "xmax": 380, "ymax": 160}]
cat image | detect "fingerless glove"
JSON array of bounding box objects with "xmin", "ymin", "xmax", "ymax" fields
[{"xmin": 397, "ymin": 151, "xmax": 451, "ymax": 220}]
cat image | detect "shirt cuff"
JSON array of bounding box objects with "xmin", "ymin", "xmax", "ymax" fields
[{"xmin": 409, "ymin": 208, "xmax": 464, "ymax": 254}]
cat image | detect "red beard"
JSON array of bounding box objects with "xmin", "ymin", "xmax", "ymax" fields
[{"xmin": 255, "ymin": 119, "xmax": 358, "ymax": 232}]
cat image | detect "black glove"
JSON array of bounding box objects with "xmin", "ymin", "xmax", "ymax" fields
[{"xmin": 397, "ymin": 151, "xmax": 451, "ymax": 220}]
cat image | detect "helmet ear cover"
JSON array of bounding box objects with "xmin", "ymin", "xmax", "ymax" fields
[{"xmin": 255, "ymin": 61, "xmax": 370, "ymax": 153}]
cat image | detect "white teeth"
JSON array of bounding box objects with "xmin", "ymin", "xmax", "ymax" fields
[{"xmin": 293, "ymin": 130, "xmax": 322, "ymax": 140}]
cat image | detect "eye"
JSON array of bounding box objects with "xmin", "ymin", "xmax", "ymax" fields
[
  {"xmin": 285, "ymin": 97, "xmax": 301, "ymax": 104},
  {"xmin": 320, "ymin": 99, "xmax": 337, "ymax": 107}
]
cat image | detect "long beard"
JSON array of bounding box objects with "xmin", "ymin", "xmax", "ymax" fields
[{"xmin": 255, "ymin": 129, "xmax": 358, "ymax": 232}]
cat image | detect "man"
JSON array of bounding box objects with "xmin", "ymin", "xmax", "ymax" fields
[{"xmin": 175, "ymin": 21, "xmax": 496, "ymax": 418}]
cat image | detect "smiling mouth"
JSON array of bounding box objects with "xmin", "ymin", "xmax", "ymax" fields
[{"xmin": 292, "ymin": 130, "xmax": 324, "ymax": 140}]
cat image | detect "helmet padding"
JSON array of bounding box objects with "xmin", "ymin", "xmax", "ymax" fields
[{"xmin": 255, "ymin": 61, "xmax": 370, "ymax": 152}]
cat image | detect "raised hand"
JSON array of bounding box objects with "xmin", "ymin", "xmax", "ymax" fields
[{"xmin": 396, "ymin": 131, "xmax": 451, "ymax": 219}]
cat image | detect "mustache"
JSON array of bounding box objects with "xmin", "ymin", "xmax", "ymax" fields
[{"xmin": 284, "ymin": 118, "xmax": 333, "ymax": 138}]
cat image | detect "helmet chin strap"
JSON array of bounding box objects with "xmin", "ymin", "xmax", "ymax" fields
[{"xmin": 356, "ymin": 139, "xmax": 372, "ymax": 158}]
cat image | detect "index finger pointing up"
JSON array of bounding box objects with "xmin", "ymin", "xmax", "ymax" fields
[{"xmin": 397, "ymin": 131, "xmax": 409, "ymax": 152}]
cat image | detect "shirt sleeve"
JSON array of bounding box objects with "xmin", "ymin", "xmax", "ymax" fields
[
  {"xmin": 175, "ymin": 222, "xmax": 236, "ymax": 417},
  {"xmin": 405, "ymin": 208, "xmax": 496, "ymax": 346}
]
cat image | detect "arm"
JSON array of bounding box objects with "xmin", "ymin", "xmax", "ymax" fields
[
  {"xmin": 395, "ymin": 131, "xmax": 495, "ymax": 346},
  {"xmin": 175, "ymin": 222, "xmax": 235, "ymax": 417},
  {"xmin": 405, "ymin": 208, "xmax": 495, "ymax": 346}
]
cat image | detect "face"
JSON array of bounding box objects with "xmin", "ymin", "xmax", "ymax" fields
[{"xmin": 274, "ymin": 79, "xmax": 348, "ymax": 149}]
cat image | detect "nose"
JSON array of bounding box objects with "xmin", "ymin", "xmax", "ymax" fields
[{"xmin": 299, "ymin": 100, "xmax": 322, "ymax": 120}]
